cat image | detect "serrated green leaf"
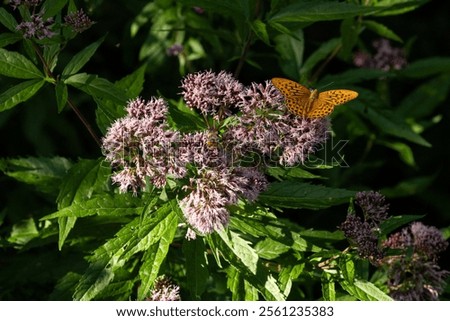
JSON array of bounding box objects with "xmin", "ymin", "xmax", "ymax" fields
[
  {"xmin": 266, "ymin": 167, "xmax": 323, "ymax": 180},
  {"xmin": 74, "ymin": 201, "xmax": 178, "ymax": 300},
  {"xmin": 255, "ymin": 238, "xmax": 290, "ymax": 260},
  {"xmin": 55, "ymin": 80, "xmax": 68, "ymax": 112},
  {"xmin": 259, "ymin": 182, "xmax": 356, "ymax": 209},
  {"xmin": 94, "ymin": 97, "xmax": 127, "ymax": 135},
  {"xmin": 0, "ymin": 7, "xmax": 18, "ymax": 31},
  {"xmin": 137, "ymin": 226, "xmax": 178, "ymax": 301},
  {"xmin": 270, "ymin": 1, "xmax": 379, "ymax": 23},
  {"xmin": 115, "ymin": 64, "xmax": 147, "ymax": 98},
  {"xmin": 339, "ymin": 255, "xmax": 355, "ymax": 284},
  {"xmin": 226, "ymin": 266, "xmax": 259, "ymax": 301},
  {"xmin": 379, "ymin": 215, "xmax": 424, "ymax": 235},
  {"xmin": 0, "ymin": 156, "xmax": 72, "ymax": 195},
  {"xmin": 57, "ymin": 158, "xmax": 111, "ymax": 208},
  {"xmin": 65, "ymin": 73, "xmax": 128, "ymax": 104},
  {"xmin": 43, "ymin": 193, "xmax": 144, "ymax": 219},
  {"xmin": 363, "ymin": 20, "xmax": 402, "ymax": 42},
  {"xmin": 0, "ymin": 33, "xmax": 22, "ymax": 48},
  {"xmin": 217, "ymin": 230, "xmax": 258, "ymax": 274},
  {"xmin": 0, "ymin": 48, "xmax": 43, "ymax": 79},
  {"xmin": 62, "ymin": 36, "xmax": 106, "ymax": 78},
  {"xmin": 340, "ymin": 279, "xmax": 393, "ymax": 301},
  {"xmin": 279, "ymin": 264, "xmax": 305, "ymax": 297},
  {"xmin": 183, "ymin": 237, "xmax": 208, "ymax": 299},
  {"xmin": 0, "ymin": 79, "xmax": 46, "ymax": 111}
]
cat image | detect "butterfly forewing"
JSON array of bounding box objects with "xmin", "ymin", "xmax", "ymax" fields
[{"xmin": 272, "ymin": 77, "xmax": 311, "ymax": 117}]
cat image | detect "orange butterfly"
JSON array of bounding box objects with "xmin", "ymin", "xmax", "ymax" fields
[{"xmin": 272, "ymin": 77, "xmax": 358, "ymax": 119}]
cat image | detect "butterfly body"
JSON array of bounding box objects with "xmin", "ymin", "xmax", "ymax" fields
[{"xmin": 271, "ymin": 77, "xmax": 358, "ymax": 119}]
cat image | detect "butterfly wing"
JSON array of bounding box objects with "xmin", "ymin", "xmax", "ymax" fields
[
  {"xmin": 272, "ymin": 78, "xmax": 311, "ymax": 117},
  {"xmin": 308, "ymin": 89, "xmax": 358, "ymax": 118}
]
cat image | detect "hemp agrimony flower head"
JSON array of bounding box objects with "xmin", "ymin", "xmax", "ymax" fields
[
  {"xmin": 338, "ymin": 191, "xmax": 390, "ymax": 261},
  {"xmin": 225, "ymin": 81, "xmax": 330, "ymax": 166},
  {"xmin": 353, "ymin": 38, "xmax": 407, "ymax": 71},
  {"xmin": 64, "ymin": 9, "xmax": 94, "ymax": 33},
  {"xmin": 382, "ymin": 222, "xmax": 449, "ymax": 300},
  {"xmin": 180, "ymin": 70, "xmax": 244, "ymax": 119},
  {"xmin": 146, "ymin": 276, "xmax": 181, "ymax": 301},
  {"xmin": 102, "ymin": 97, "xmax": 185, "ymax": 194},
  {"xmin": 9, "ymin": 0, "xmax": 42, "ymax": 9}
]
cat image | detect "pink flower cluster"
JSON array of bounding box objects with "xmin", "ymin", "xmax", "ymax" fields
[
  {"xmin": 353, "ymin": 38, "xmax": 407, "ymax": 71},
  {"xmin": 102, "ymin": 71, "xmax": 331, "ymax": 235}
]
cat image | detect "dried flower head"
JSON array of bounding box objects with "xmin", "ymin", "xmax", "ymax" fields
[
  {"xmin": 16, "ymin": 13, "xmax": 55, "ymax": 40},
  {"xmin": 338, "ymin": 191, "xmax": 390, "ymax": 262},
  {"xmin": 383, "ymin": 222, "xmax": 449, "ymax": 300},
  {"xmin": 146, "ymin": 276, "xmax": 180, "ymax": 301},
  {"xmin": 64, "ymin": 9, "xmax": 94, "ymax": 33},
  {"xmin": 354, "ymin": 191, "xmax": 390, "ymax": 226}
]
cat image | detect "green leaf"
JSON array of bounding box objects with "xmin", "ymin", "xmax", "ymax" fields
[
  {"xmin": 379, "ymin": 140, "xmax": 415, "ymax": 167},
  {"xmin": 0, "ymin": 33, "xmax": 22, "ymax": 48},
  {"xmin": 0, "ymin": 48, "xmax": 43, "ymax": 79},
  {"xmin": 357, "ymin": 105, "xmax": 431, "ymax": 147},
  {"xmin": 0, "ymin": 156, "xmax": 72, "ymax": 195},
  {"xmin": 183, "ymin": 237, "xmax": 208, "ymax": 300},
  {"xmin": 65, "ymin": 73, "xmax": 128, "ymax": 104},
  {"xmin": 0, "ymin": 7, "xmax": 18, "ymax": 31},
  {"xmin": 179, "ymin": 0, "xmax": 253, "ymax": 19},
  {"xmin": 340, "ymin": 279, "xmax": 393, "ymax": 301},
  {"xmin": 43, "ymin": 193, "xmax": 144, "ymax": 220},
  {"xmin": 274, "ymin": 30, "xmax": 304, "ymax": 81},
  {"xmin": 397, "ymin": 74, "xmax": 450, "ymax": 118},
  {"xmin": 137, "ymin": 209, "xmax": 179, "ymax": 301},
  {"xmin": 279, "ymin": 264, "xmax": 304, "ymax": 297},
  {"xmin": 266, "ymin": 167, "xmax": 323, "ymax": 180},
  {"xmin": 42, "ymin": 0, "xmax": 69, "ymax": 19},
  {"xmin": 94, "ymin": 64, "xmax": 147, "ymax": 133},
  {"xmin": 57, "ymin": 217, "xmax": 77, "ymax": 251},
  {"xmin": 362, "ymin": 20, "xmax": 402, "ymax": 43},
  {"xmin": 399, "ymin": 57, "xmax": 450, "ymax": 78},
  {"xmin": 379, "ymin": 215, "xmax": 424, "ymax": 235},
  {"xmin": 62, "ymin": 37, "xmax": 106, "ymax": 78},
  {"xmin": 254, "ymin": 238, "xmax": 290, "ymax": 260},
  {"xmin": 251, "ymin": 19, "xmax": 270, "ymax": 45},
  {"xmin": 374, "ymin": 0, "xmax": 428, "ymax": 16},
  {"xmin": 321, "ymin": 272, "xmax": 336, "ymax": 301},
  {"xmin": 340, "ymin": 18, "xmax": 359, "ymax": 60},
  {"xmin": 55, "ymin": 80, "xmax": 68, "ymax": 113},
  {"xmin": 270, "ymin": 1, "xmax": 379, "ymax": 23},
  {"xmin": 0, "ymin": 79, "xmax": 46, "ymax": 111},
  {"xmin": 209, "ymin": 230, "xmax": 285, "ymax": 300},
  {"xmin": 300, "ymin": 38, "xmax": 341, "ymax": 82},
  {"xmin": 57, "ymin": 159, "xmax": 111, "ymax": 209},
  {"xmin": 168, "ymin": 100, "xmax": 206, "ymax": 132},
  {"xmin": 7, "ymin": 218, "xmax": 39, "ymax": 245},
  {"xmin": 74, "ymin": 201, "xmax": 178, "ymax": 300},
  {"xmin": 259, "ymin": 182, "xmax": 356, "ymax": 209},
  {"xmin": 114, "ymin": 64, "xmax": 147, "ymax": 99},
  {"xmin": 339, "ymin": 255, "xmax": 355, "ymax": 284},
  {"xmin": 226, "ymin": 266, "xmax": 259, "ymax": 300}
]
